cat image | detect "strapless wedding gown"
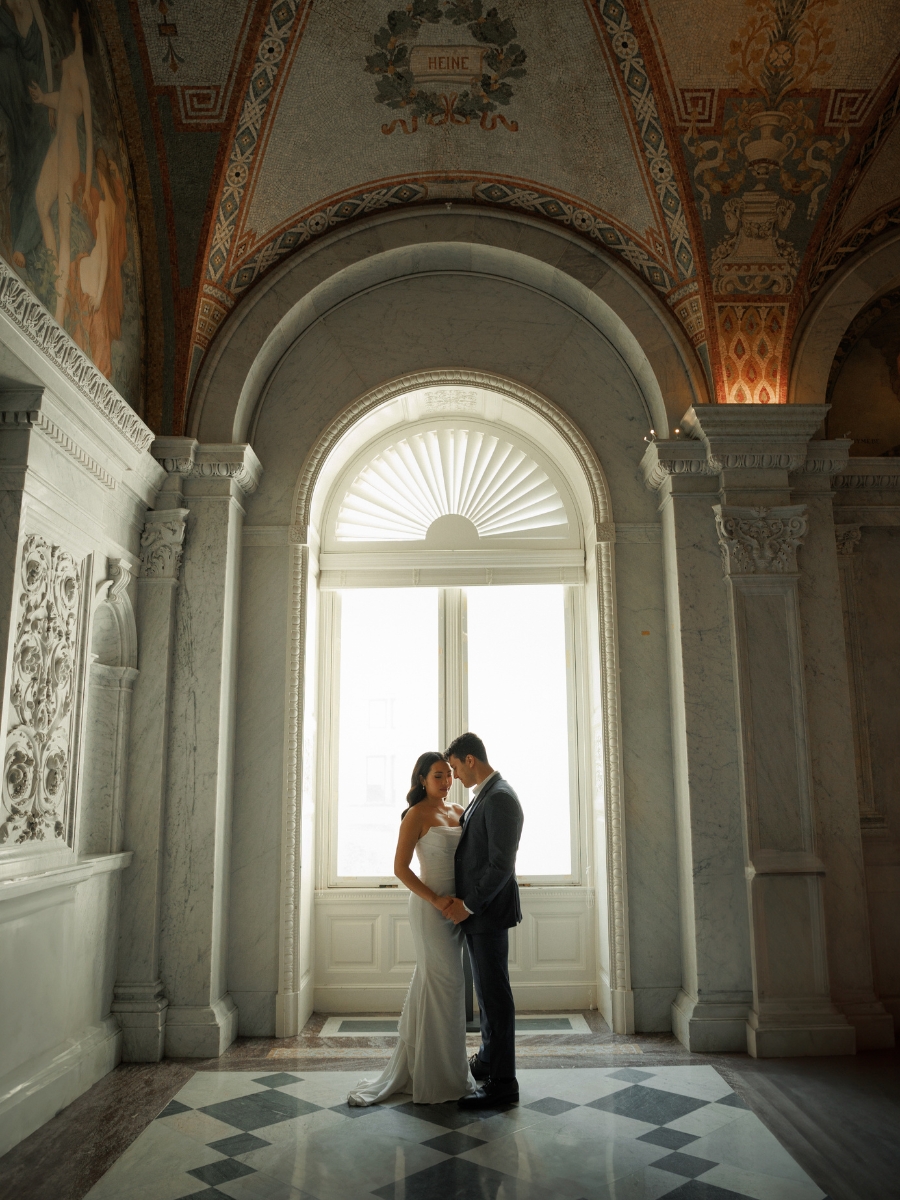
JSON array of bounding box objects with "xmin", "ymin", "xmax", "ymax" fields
[{"xmin": 348, "ymin": 826, "xmax": 476, "ymax": 1105}]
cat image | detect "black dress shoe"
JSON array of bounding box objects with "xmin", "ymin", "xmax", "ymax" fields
[
  {"xmin": 458, "ymin": 1082, "xmax": 519, "ymax": 1109},
  {"xmin": 468, "ymin": 1053, "xmax": 490, "ymax": 1081}
]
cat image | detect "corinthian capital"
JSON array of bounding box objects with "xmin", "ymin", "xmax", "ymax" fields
[
  {"xmin": 140, "ymin": 510, "xmax": 189, "ymax": 580},
  {"xmin": 713, "ymin": 504, "xmax": 808, "ymax": 575}
]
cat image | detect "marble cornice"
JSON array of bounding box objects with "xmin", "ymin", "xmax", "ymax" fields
[
  {"xmin": 833, "ymin": 459, "xmax": 900, "ymax": 490},
  {"xmin": 0, "ymin": 259, "xmax": 153, "ymax": 452},
  {"xmin": 683, "ymin": 405, "xmax": 831, "ymax": 477},
  {"xmin": 640, "ymin": 440, "xmax": 713, "ymax": 492},
  {"xmin": 643, "ymin": 411, "xmax": 851, "ymax": 496},
  {"xmin": 0, "ymin": 401, "xmax": 117, "ymax": 489},
  {"xmin": 795, "ymin": 440, "xmax": 852, "ymax": 476},
  {"xmin": 150, "ymin": 438, "xmax": 262, "ymax": 495}
]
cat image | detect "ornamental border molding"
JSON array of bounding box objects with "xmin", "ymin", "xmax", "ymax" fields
[
  {"xmin": 834, "ymin": 460, "xmax": 900, "ymax": 490},
  {"xmin": 291, "ymin": 370, "xmax": 611, "ymax": 533},
  {"xmin": 279, "ymin": 541, "xmax": 308, "ymax": 1023},
  {"xmin": 282, "ymin": 367, "xmax": 630, "ymax": 1029},
  {"xmin": 713, "ymin": 504, "xmax": 809, "ymax": 576},
  {"xmin": 0, "ymin": 259, "xmax": 153, "ymax": 454},
  {"xmin": 0, "ymin": 408, "xmax": 116, "ymax": 489},
  {"xmin": 595, "ymin": 538, "xmax": 630, "ymax": 998}
]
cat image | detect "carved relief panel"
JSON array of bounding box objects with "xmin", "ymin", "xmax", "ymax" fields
[{"xmin": 0, "ymin": 534, "xmax": 87, "ymax": 847}]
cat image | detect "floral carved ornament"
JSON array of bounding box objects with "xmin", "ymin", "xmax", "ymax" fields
[{"xmin": 1, "ymin": 536, "xmax": 84, "ymax": 846}]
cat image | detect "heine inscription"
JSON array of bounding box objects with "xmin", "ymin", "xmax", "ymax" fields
[{"xmin": 409, "ymin": 45, "xmax": 486, "ymax": 84}]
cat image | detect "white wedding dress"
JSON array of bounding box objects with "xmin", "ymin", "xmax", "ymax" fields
[{"xmin": 348, "ymin": 826, "xmax": 477, "ymax": 1105}]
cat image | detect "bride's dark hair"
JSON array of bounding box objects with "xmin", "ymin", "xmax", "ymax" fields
[{"xmin": 402, "ymin": 751, "xmax": 448, "ymax": 820}]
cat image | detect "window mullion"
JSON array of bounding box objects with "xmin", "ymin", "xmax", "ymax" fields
[{"xmin": 439, "ymin": 587, "xmax": 468, "ymax": 807}]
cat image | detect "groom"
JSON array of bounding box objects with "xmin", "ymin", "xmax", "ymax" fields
[{"xmin": 443, "ymin": 732, "xmax": 524, "ymax": 1108}]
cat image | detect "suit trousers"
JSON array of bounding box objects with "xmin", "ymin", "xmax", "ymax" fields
[{"xmin": 465, "ymin": 929, "xmax": 516, "ymax": 1086}]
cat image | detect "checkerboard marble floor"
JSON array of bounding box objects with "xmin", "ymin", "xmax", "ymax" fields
[{"xmin": 84, "ymin": 1067, "xmax": 829, "ymax": 1200}]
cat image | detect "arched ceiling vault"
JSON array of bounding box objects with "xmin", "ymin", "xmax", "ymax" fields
[{"xmin": 102, "ymin": 0, "xmax": 900, "ymax": 434}]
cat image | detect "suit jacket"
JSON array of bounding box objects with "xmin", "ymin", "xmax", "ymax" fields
[{"xmin": 454, "ymin": 773, "xmax": 524, "ymax": 934}]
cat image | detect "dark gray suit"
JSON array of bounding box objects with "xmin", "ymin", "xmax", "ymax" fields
[{"xmin": 454, "ymin": 773, "xmax": 524, "ymax": 1085}]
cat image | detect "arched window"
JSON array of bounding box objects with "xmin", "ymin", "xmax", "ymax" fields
[{"xmin": 312, "ymin": 382, "xmax": 597, "ymax": 888}]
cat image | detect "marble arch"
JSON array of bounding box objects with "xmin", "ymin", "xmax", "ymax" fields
[
  {"xmin": 222, "ymin": 244, "xmax": 682, "ymax": 1044},
  {"xmin": 188, "ymin": 207, "xmax": 709, "ymax": 445},
  {"xmin": 276, "ymin": 371, "xmax": 630, "ymax": 1036},
  {"xmin": 790, "ymin": 226, "xmax": 900, "ymax": 406}
]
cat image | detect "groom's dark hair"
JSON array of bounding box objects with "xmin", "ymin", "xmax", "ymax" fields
[{"xmin": 445, "ymin": 732, "xmax": 488, "ymax": 763}]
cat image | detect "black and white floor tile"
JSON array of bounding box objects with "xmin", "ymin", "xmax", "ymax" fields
[{"xmin": 84, "ymin": 1066, "xmax": 829, "ymax": 1200}]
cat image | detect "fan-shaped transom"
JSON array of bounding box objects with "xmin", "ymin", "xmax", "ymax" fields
[{"xmin": 335, "ymin": 428, "xmax": 568, "ymax": 543}]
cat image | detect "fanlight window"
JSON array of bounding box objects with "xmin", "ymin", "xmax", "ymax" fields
[{"xmin": 335, "ymin": 428, "xmax": 567, "ymax": 542}]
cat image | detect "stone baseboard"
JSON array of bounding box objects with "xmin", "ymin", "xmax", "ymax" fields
[
  {"xmin": 746, "ymin": 1006, "xmax": 855, "ymax": 1058},
  {"xmin": 0, "ymin": 1016, "xmax": 121, "ymax": 1158},
  {"xmin": 671, "ymin": 991, "xmax": 750, "ymax": 1052},
  {"xmin": 164, "ymin": 995, "xmax": 238, "ymax": 1058}
]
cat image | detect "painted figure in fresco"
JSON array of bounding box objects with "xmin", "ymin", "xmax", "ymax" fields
[
  {"xmin": 67, "ymin": 147, "xmax": 126, "ymax": 377},
  {"xmin": 29, "ymin": 2, "xmax": 92, "ymax": 326},
  {"xmin": 0, "ymin": 0, "xmax": 53, "ymax": 267}
]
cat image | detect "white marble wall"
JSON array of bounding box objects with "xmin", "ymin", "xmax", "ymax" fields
[
  {"xmin": 0, "ymin": 271, "xmax": 162, "ymax": 1154},
  {"xmin": 832, "ymin": 472, "xmax": 900, "ymax": 1032}
]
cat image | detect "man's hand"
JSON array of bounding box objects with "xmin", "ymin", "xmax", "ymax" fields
[{"xmin": 442, "ymin": 897, "xmax": 471, "ymax": 925}]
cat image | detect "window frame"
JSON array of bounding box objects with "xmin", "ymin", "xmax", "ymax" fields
[{"xmin": 315, "ymin": 581, "xmax": 590, "ymax": 889}]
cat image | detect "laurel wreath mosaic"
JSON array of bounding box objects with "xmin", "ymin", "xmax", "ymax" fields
[{"xmin": 365, "ymin": 0, "xmax": 527, "ymax": 134}]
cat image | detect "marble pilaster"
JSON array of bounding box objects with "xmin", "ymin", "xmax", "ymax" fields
[
  {"xmin": 113, "ymin": 507, "xmax": 188, "ymax": 1061},
  {"xmin": 156, "ymin": 441, "xmax": 261, "ymax": 1058},
  {"xmin": 791, "ymin": 473, "xmax": 894, "ymax": 1050},
  {"xmin": 642, "ymin": 439, "xmax": 753, "ymax": 1052}
]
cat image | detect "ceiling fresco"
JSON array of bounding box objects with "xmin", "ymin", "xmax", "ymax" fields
[{"xmin": 87, "ymin": 0, "xmax": 900, "ymax": 432}]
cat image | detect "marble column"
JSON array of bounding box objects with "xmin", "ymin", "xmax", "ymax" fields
[
  {"xmin": 684, "ymin": 406, "xmax": 855, "ymax": 1056},
  {"xmin": 157, "ymin": 441, "xmax": 262, "ymax": 1058},
  {"xmin": 641, "ymin": 439, "xmax": 753, "ymax": 1051},
  {"xmin": 113, "ymin": 506, "xmax": 188, "ymax": 1061}
]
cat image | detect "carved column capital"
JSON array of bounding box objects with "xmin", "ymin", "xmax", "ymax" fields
[
  {"xmin": 834, "ymin": 524, "xmax": 862, "ymax": 556},
  {"xmin": 713, "ymin": 504, "xmax": 808, "ymax": 575},
  {"xmin": 139, "ymin": 510, "xmax": 189, "ymax": 580}
]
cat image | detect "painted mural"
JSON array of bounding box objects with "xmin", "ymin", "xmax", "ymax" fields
[
  {"xmin": 0, "ymin": 0, "xmax": 140, "ymax": 404},
  {"xmin": 829, "ymin": 291, "xmax": 900, "ymax": 457}
]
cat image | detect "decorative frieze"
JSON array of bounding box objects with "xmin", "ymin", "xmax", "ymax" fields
[
  {"xmin": 0, "ymin": 258, "xmax": 153, "ymax": 453},
  {"xmin": 1, "ymin": 534, "xmax": 85, "ymax": 846},
  {"xmin": 151, "ymin": 440, "xmax": 262, "ymax": 496},
  {"xmin": 713, "ymin": 504, "xmax": 808, "ymax": 575},
  {"xmin": 139, "ymin": 511, "xmax": 189, "ymax": 580},
  {"xmin": 640, "ymin": 440, "xmax": 714, "ymax": 492}
]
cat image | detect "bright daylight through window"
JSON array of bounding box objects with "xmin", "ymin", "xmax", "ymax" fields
[{"xmin": 335, "ymin": 585, "xmax": 573, "ymax": 880}]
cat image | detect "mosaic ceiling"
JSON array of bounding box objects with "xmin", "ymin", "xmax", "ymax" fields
[{"xmin": 104, "ymin": 0, "xmax": 900, "ymax": 432}]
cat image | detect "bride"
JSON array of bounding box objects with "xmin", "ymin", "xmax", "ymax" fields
[{"xmin": 348, "ymin": 752, "xmax": 476, "ymax": 1105}]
